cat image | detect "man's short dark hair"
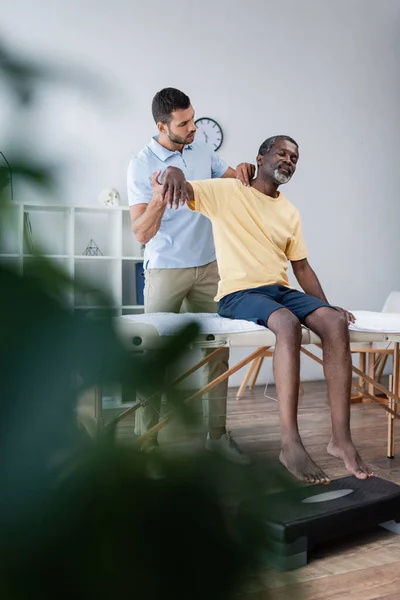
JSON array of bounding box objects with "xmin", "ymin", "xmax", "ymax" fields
[
  {"xmin": 151, "ymin": 88, "xmax": 191, "ymax": 124},
  {"xmin": 258, "ymin": 135, "xmax": 299, "ymax": 156}
]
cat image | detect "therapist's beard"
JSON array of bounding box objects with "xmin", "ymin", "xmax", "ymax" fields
[
  {"xmin": 167, "ymin": 127, "xmax": 195, "ymax": 146},
  {"xmin": 273, "ymin": 168, "xmax": 292, "ymax": 185}
]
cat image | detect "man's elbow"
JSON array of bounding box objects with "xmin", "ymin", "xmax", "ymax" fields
[
  {"xmin": 291, "ymin": 258, "xmax": 308, "ymax": 271},
  {"xmin": 132, "ymin": 224, "xmax": 149, "ymax": 246},
  {"xmin": 293, "ymin": 264, "xmax": 307, "ymax": 277},
  {"xmin": 291, "ymin": 261, "xmax": 309, "ymax": 282}
]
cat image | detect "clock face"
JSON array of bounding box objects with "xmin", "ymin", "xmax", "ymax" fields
[{"xmin": 195, "ymin": 117, "xmax": 223, "ymax": 151}]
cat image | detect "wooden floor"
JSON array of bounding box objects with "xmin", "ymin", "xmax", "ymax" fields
[{"xmin": 113, "ymin": 380, "xmax": 400, "ymax": 600}]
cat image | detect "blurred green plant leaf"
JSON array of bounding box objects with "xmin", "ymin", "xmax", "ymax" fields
[
  {"xmin": 0, "ymin": 35, "xmax": 304, "ymax": 599},
  {"xmin": 0, "ymin": 40, "xmax": 110, "ymax": 107}
]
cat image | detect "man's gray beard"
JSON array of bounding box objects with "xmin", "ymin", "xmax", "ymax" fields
[{"xmin": 273, "ymin": 168, "xmax": 291, "ymax": 184}]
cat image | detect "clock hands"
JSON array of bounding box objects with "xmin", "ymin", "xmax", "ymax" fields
[{"xmin": 194, "ymin": 118, "xmax": 222, "ymax": 150}]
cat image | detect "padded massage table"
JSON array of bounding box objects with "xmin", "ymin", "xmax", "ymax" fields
[
  {"xmin": 99, "ymin": 311, "xmax": 400, "ymax": 457},
  {"xmin": 102, "ymin": 311, "xmax": 400, "ymax": 571}
]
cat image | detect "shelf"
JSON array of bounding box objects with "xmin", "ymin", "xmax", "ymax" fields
[
  {"xmin": 23, "ymin": 254, "xmax": 70, "ymax": 259},
  {"xmin": 23, "ymin": 256, "xmax": 73, "ymax": 280},
  {"xmin": 122, "ymin": 305, "xmax": 144, "ymax": 309},
  {"xmin": 23, "ymin": 208, "xmax": 71, "ymax": 255},
  {"xmin": 0, "ymin": 204, "xmax": 21, "ymax": 254},
  {"xmin": 24, "ymin": 205, "xmax": 72, "ymax": 213},
  {"xmin": 75, "ymin": 209, "xmax": 120, "ymax": 256},
  {"xmin": 0, "ymin": 254, "xmax": 144, "ymax": 261},
  {"xmin": 122, "ymin": 210, "xmax": 143, "ymax": 257},
  {"xmin": 16, "ymin": 203, "xmax": 130, "ymax": 211},
  {"xmin": 74, "ymin": 305, "xmax": 118, "ymax": 309},
  {"xmin": 122, "ymin": 307, "xmax": 144, "ymax": 315},
  {"xmin": 75, "ymin": 206, "xmax": 128, "ymax": 213},
  {"xmin": 0, "ymin": 255, "xmax": 22, "ymax": 274},
  {"xmin": 121, "ymin": 256, "xmax": 144, "ymax": 261},
  {"xmin": 74, "ymin": 255, "xmax": 117, "ymax": 260},
  {"xmin": 1, "ymin": 202, "xmax": 141, "ymax": 314},
  {"xmin": 13, "ymin": 203, "xmax": 129, "ymax": 211},
  {"xmin": 74, "ymin": 258, "xmax": 120, "ymax": 307}
]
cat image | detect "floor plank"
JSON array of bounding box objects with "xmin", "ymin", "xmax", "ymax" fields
[
  {"xmin": 111, "ymin": 379, "xmax": 400, "ymax": 598},
  {"xmin": 240, "ymin": 561, "xmax": 400, "ymax": 599}
]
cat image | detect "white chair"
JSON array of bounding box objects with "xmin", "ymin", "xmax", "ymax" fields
[
  {"xmin": 382, "ymin": 291, "xmax": 400, "ymax": 313},
  {"xmin": 351, "ymin": 291, "xmax": 400, "ymax": 402}
]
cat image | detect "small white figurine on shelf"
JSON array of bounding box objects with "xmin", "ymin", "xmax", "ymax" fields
[{"xmin": 98, "ymin": 188, "xmax": 120, "ymax": 206}]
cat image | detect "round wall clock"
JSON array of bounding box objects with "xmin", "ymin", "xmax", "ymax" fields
[{"xmin": 195, "ymin": 117, "xmax": 223, "ymax": 151}]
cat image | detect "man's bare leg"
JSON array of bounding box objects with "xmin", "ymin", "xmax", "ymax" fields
[
  {"xmin": 268, "ymin": 309, "xmax": 330, "ymax": 484},
  {"xmin": 304, "ymin": 307, "xmax": 373, "ymax": 479}
]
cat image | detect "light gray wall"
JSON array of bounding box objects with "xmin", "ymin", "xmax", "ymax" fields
[{"xmin": 1, "ymin": 0, "xmax": 400, "ymax": 383}]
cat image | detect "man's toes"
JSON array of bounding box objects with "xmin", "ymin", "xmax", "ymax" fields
[
  {"xmin": 355, "ymin": 469, "xmax": 368, "ymax": 480},
  {"xmin": 310, "ymin": 470, "xmax": 326, "ymax": 485},
  {"xmin": 317, "ymin": 474, "xmax": 330, "ymax": 485},
  {"xmin": 307, "ymin": 470, "xmax": 322, "ymax": 484}
]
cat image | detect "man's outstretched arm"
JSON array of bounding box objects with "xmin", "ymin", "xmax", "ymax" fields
[
  {"xmin": 154, "ymin": 167, "xmax": 223, "ymax": 220},
  {"xmin": 156, "ymin": 163, "xmax": 254, "ymax": 209},
  {"xmin": 291, "ymin": 259, "xmax": 355, "ymax": 323}
]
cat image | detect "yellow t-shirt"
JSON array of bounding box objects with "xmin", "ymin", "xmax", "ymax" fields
[{"xmin": 188, "ymin": 179, "xmax": 308, "ymax": 301}]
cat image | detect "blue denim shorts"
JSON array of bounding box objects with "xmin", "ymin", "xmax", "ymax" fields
[{"xmin": 218, "ymin": 284, "xmax": 331, "ymax": 327}]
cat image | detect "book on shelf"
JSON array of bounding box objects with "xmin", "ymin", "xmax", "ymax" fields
[
  {"xmin": 23, "ymin": 212, "xmax": 35, "ymax": 254},
  {"xmin": 0, "ymin": 151, "xmax": 13, "ymax": 203}
]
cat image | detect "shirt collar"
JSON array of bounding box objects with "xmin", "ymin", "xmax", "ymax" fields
[{"xmin": 148, "ymin": 136, "xmax": 193, "ymax": 162}]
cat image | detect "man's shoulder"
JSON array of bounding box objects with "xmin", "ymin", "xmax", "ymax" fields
[
  {"xmin": 191, "ymin": 178, "xmax": 244, "ymax": 204},
  {"xmin": 191, "ymin": 177, "xmax": 237, "ymax": 190},
  {"xmin": 279, "ymin": 193, "xmax": 301, "ymax": 215}
]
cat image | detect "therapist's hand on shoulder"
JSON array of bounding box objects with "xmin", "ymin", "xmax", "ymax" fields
[
  {"xmin": 236, "ymin": 163, "xmax": 256, "ymax": 187},
  {"xmin": 152, "ymin": 166, "xmax": 187, "ymax": 210}
]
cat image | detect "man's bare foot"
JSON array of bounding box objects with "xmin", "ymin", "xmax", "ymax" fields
[
  {"xmin": 279, "ymin": 440, "xmax": 330, "ymax": 484},
  {"xmin": 327, "ymin": 439, "xmax": 373, "ymax": 479}
]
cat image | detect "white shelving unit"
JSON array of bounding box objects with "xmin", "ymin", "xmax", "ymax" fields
[{"xmin": 0, "ymin": 202, "xmax": 145, "ymax": 316}]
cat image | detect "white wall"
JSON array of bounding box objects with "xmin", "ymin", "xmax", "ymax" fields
[{"xmin": 1, "ymin": 0, "xmax": 400, "ymax": 384}]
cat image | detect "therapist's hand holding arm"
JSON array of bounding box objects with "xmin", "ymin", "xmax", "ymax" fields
[
  {"xmin": 159, "ymin": 166, "xmax": 188, "ymax": 209},
  {"xmin": 130, "ymin": 171, "xmax": 171, "ymax": 245},
  {"xmin": 153, "ymin": 167, "xmax": 195, "ymax": 207}
]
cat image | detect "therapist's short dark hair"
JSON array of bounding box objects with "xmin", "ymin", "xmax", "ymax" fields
[{"xmin": 152, "ymin": 88, "xmax": 191, "ymax": 124}]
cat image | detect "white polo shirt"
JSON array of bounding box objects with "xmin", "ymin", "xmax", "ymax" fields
[{"xmin": 127, "ymin": 136, "xmax": 228, "ymax": 269}]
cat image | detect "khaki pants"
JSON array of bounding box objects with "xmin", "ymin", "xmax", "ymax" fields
[{"xmin": 135, "ymin": 260, "xmax": 229, "ymax": 439}]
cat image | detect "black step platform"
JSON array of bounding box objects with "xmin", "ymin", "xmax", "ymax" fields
[{"xmin": 241, "ymin": 475, "xmax": 400, "ymax": 571}]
